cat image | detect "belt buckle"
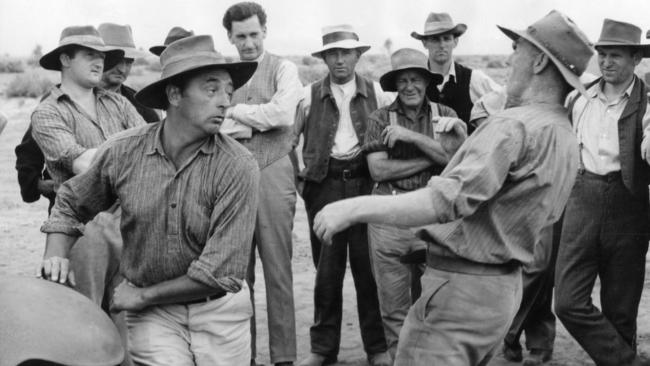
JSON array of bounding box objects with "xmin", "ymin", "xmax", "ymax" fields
[{"xmin": 342, "ymin": 169, "xmax": 352, "ymax": 181}]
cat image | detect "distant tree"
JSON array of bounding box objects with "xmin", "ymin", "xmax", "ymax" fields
[{"xmin": 27, "ymin": 45, "xmax": 43, "ymax": 66}]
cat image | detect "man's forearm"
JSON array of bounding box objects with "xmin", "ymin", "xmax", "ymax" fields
[
  {"xmin": 411, "ymin": 135, "xmax": 449, "ymax": 165},
  {"xmin": 348, "ymin": 187, "xmax": 439, "ymax": 227},
  {"xmin": 369, "ymin": 157, "xmax": 432, "ymax": 182},
  {"xmin": 44, "ymin": 232, "xmax": 77, "ymax": 259},
  {"xmin": 141, "ymin": 275, "xmax": 229, "ymax": 306}
]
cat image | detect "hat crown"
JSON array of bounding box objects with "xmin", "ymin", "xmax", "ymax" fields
[
  {"xmin": 320, "ymin": 24, "xmax": 360, "ymax": 46},
  {"xmin": 58, "ymin": 25, "xmax": 106, "ymax": 47},
  {"xmin": 390, "ymin": 48, "xmax": 428, "ymax": 70},
  {"xmin": 425, "ymin": 12, "xmax": 454, "ymax": 27},
  {"xmin": 597, "ymin": 18, "xmax": 642, "ymax": 45},
  {"xmin": 98, "ymin": 23, "xmax": 136, "ymax": 48},
  {"xmin": 159, "ymin": 35, "xmax": 226, "ymax": 79},
  {"xmin": 525, "ymin": 10, "xmax": 593, "ymax": 75},
  {"xmin": 164, "ymin": 27, "xmax": 195, "ymax": 46}
]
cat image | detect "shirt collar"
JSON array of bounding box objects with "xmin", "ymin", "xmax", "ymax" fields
[
  {"xmin": 387, "ymin": 97, "xmax": 431, "ymax": 117},
  {"xmin": 591, "ymin": 77, "xmax": 636, "ymax": 100},
  {"xmin": 52, "ymin": 85, "xmax": 109, "ymax": 102},
  {"xmin": 429, "ymin": 58, "xmax": 456, "ymax": 84},
  {"xmin": 146, "ymin": 120, "xmax": 215, "ymax": 156},
  {"xmin": 319, "ymin": 73, "xmax": 368, "ymax": 100}
]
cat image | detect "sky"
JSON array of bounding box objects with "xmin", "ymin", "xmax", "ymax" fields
[{"xmin": 1, "ymin": 0, "xmax": 650, "ymax": 58}]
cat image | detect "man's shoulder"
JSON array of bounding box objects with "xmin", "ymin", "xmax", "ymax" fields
[
  {"xmin": 98, "ymin": 88, "xmax": 133, "ymax": 108},
  {"xmin": 103, "ymin": 123, "xmax": 157, "ymax": 150},
  {"xmin": 215, "ymin": 133, "xmax": 257, "ymax": 164}
]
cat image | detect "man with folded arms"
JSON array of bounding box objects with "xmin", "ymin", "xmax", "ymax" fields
[
  {"xmin": 38, "ymin": 35, "xmax": 260, "ymax": 365},
  {"xmin": 314, "ymin": 11, "xmax": 592, "ymax": 365},
  {"xmin": 554, "ymin": 19, "xmax": 650, "ymax": 366},
  {"xmin": 411, "ymin": 12, "xmax": 501, "ymax": 133}
]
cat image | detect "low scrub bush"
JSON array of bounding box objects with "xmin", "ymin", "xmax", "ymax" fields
[
  {"xmin": 0, "ymin": 58, "xmax": 25, "ymax": 73},
  {"xmin": 5, "ymin": 71, "xmax": 54, "ymax": 98}
]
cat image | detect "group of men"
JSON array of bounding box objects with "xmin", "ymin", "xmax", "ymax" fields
[{"xmin": 10, "ymin": 2, "xmax": 650, "ymax": 366}]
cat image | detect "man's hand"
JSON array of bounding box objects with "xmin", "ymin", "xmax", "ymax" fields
[
  {"xmin": 434, "ymin": 116, "xmax": 467, "ymax": 158},
  {"xmin": 642, "ymin": 135, "xmax": 650, "ymax": 165},
  {"xmin": 313, "ymin": 200, "xmax": 358, "ymax": 245},
  {"xmin": 37, "ymin": 256, "xmax": 75, "ymax": 286},
  {"xmin": 37, "ymin": 179, "xmax": 59, "ymax": 196},
  {"xmin": 110, "ymin": 280, "xmax": 149, "ymax": 312},
  {"xmin": 382, "ymin": 125, "xmax": 419, "ymax": 148}
]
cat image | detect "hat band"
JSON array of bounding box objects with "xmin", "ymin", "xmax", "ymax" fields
[
  {"xmin": 597, "ymin": 37, "xmax": 641, "ymax": 46},
  {"xmin": 160, "ymin": 53, "xmax": 226, "ymax": 78},
  {"xmin": 424, "ymin": 21, "xmax": 455, "ymax": 33},
  {"xmin": 528, "ymin": 26, "xmax": 580, "ymax": 75},
  {"xmin": 59, "ymin": 34, "xmax": 106, "ymax": 48},
  {"xmin": 322, "ymin": 31, "xmax": 359, "ymax": 46}
]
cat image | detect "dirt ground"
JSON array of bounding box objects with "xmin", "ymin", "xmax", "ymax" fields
[{"xmin": 1, "ymin": 95, "xmax": 649, "ymax": 366}]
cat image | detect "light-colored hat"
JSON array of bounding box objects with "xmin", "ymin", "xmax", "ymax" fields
[
  {"xmin": 379, "ymin": 48, "xmax": 443, "ymax": 92},
  {"xmin": 150, "ymin": 26, "xmax": 195, "ymax": 56},
  {"xmin": 98, "ymin": 23, "xmax": 149, "ymax": 59},
  {"xmin": 497, "ymin": 10, "xmax": 594, "ymax": 95},
  {"xmin": 411, "ymin": 13, "xmax": 467, "ymax": 40},
  {"xmin": 0, "ymin": 275, "xmax": 123, "ymax": 366},
  {"xmin": 40, "ymin": 25, "xmax": 124, "ymax": 71},
  {"xmin": 311, "ymin": 24, "xmax": 370, "ymax": 57},
  {"xmin": 136, "ymin": 35, "xmax": 257, "ymax": 109},
  {"xmin": 595, "ymin": 18, "xmax": 650, "ymax": 58}
]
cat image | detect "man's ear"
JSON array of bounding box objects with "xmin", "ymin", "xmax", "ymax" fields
[
  {"xmin": 532, "ymin": 52, "xmax": 550, "ymax": 75},
  {"xmin": 633, "ymin": 50, "xmax": 643, "ymax": 66},
  {"xmin": 59, "ymin": 53, "xmax": 71, "ymax": 69},
  {"xmin": 227, "ymin": 31, "xmax": 234, "ymax": 44},
  {"xmin": 166, "ymin": 84, "xmax": 182, "ymax": 107}
]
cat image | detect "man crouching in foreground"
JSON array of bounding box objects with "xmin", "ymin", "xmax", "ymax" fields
[
  {"xmin": 37, "ymin": 35, "xmax": 260, "ymax": 366},
  {"xmin": 314, "ymin": 11, "xmax": 593, "ymax": 365}
]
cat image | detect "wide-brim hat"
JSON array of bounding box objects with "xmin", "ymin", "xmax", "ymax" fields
[
  {"xmin": 40, "ymin": 25, "xmax": 125, "ymax": 71},
  {"xmin": 379, "ymin": 48, "xmax": 443, "ymax": 92},
  {"xmin": 0, "ymin": 275, "xmax": 123, "ymax": 366},
  {"xmin": 136, "ymin": 35, "xmax": 257, "ymax": 109},
  {"xmin": 98, "ymin": 22, "xmax": 149, "ymax": 59},
  {"xmin": 497, "ymin": 10, "xmax": 594, "ymax": 95},
  {"xmin": 150, "ymin": 27, "xmax": 195, "ymax": 56},
  {"xmin": 594, "ymin": 18, "xmax": 650, "ymax": 58},
  {"xmin": 411, "ymin": 12, "xmax": 467, "ymax": 40},
  {"xmin": 311, "ymin": 24, "xmax": 370, "ymax": 57}
]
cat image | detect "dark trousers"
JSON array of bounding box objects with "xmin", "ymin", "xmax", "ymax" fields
[
  {"xmin": 302, "ymin": 159, "xmax": 387, "ymax": 361},
  {"xmin": 554, "ymin": 171, "xmax": 649, "ymax": 366},
  {"xmin": 504, "ymin": 225, "xmax": 558, "ymax": 352}
]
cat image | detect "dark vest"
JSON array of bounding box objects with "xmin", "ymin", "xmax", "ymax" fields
[
  {"xmin": 568, "ymin": 77, "xmax": 650, "ymax": 201},
  {"xmin": 426, "ymin": 62, "xmax": 474, "ymax": 126},
  {"xmin": 300, "ymin": 75, "xmax": 378, "ymax": 182},
  {"xmin": 231, "ymin": 52, "xmax": 294, "ymax": 169}
]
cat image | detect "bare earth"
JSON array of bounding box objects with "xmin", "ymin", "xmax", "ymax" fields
[{"xmin": 1, "ymin": 96, "xmax": 648, "ymax": 366}]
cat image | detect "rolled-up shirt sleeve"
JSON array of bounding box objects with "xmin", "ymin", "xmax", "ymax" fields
[
  {"xmin": 31, "ymin": 106, "xmax": 87, "ymax": 173},
  {"xmin": 187, "ymin": 155, "xmax": 260, "ymax": 292},
  {"xmin": 424, "ymin": 118, "xmax": 526, "ymax": 223},
  {"xmin": 41, "ymin": 141, "xmax": 118, "ymax": 236},
  {"xmin": 229, "ymin": 59, "xmax": 303, "ymax": 131},
  {"xmin": 363, "ymin": 112, "xmax": 390, "ymax": 154}
]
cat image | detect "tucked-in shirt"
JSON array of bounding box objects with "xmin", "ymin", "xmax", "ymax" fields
[
  {"xmin": 42, "ymin": 122, "xmax": 260, "ymax": 291},
  {"xmin": 415, "ymin": 104, "xmax": 579, "ymax": 268},
  {"xmin": 31, "ymin": 86, "xmax": 145, "ymax": 185},
  {"xmin": 364, "ymin": 99, "xmax": 457, "ymax": 190},
  {"xmin": 221, "ymin": 51, "xmax": 302, "ymax": 137},
  {"xmin": 570, "ymin": 79, "xmax": 650, "ymax": 175},
  {"xmin": 433, "ymin": 58, "xmax": 502, "ymax": 103}
]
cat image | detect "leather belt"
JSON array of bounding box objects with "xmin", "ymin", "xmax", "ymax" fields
[
  {"xmin": 180, "ymin": 292, "xmax": 226, "ymax": 306},
  {"xmin": 426, "ymin": 253, "xmax": 520, "ymax": 276}
]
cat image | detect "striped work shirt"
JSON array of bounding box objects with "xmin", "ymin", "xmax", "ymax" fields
[
  {"xmin": 42, "ymin": 122, "xmax": 260, "ymax": 291},
  {"xmin": 31, "ymin": 86, "xmax": 145, "ymax": 185},
  {"xmin": 364, "ymin": 99, "xmax": 457, "ymax": 191},
  {"xmin": 416, "ymin": 103, "xmax": 579, "ymax": 267}
]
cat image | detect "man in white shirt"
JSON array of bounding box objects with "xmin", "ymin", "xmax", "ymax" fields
[{"xmin": 294, "ymin": 24, "xmax": 392, "ymax": 366}]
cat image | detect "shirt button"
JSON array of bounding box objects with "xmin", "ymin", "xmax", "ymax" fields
[{"xmin": 171, "ymin": 203, "xmax": 177, "ymax": 208}]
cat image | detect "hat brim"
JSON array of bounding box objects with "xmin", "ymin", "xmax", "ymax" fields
[
  {"xmin": 379, "ymin": 67, "xmax": 443, "ymax": 92},
  {"xmin": 497, "ymin": 25, "xmax": 588, "ymax": 95},
  {"xmin": 40, "ymin": 44, "xmax": 125, "ymax": 71},
  {"xmin": 312, "ymin": 40, "xmax": 371, "ymax": 57},
  {"xmin": 135, "ymin": 61, "xmax": 257, "ymax": 109},
  {"xmin": 111, "ymin": 46, "xmax": 150, "ymax": 60},
  {"xmin": 594, "ymin": 42, "xmax": 650, "ymax": 58},
  {"xmin": 410, "ymin": 24, "xmax": 467, "ymax": 40},
  {"xmin": 149, "ymin": 45, "xmax": 165, "ymax": 56}
]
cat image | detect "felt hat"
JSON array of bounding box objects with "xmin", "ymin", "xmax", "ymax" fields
[
  {"xmin": 594, "ymin": 18, "xmax": 650, "ymax": 57},
  {"xmin": 311, "ymin": 24, "xmax": 370, "ymax": 57},
  {"xmin": 39, "ymin": 25, "xmax": 124, "ymax": 71},
  {"xmin": 379, "ymin": 48, "xmax": 443, "ymax": 92},
  {"xmin": 135, "ymin": 35, "xmax": 257, "ymax": 109},
  {"xmin": 150, "ymin": 26, "xmax": 195, "ymax": 56},
  {"xmin": 98, "ymin": 23, "xmax": 149, "ymax": 59},
  {"xmin": 411, "ymin": 12, "xmax": 467, "ymax": 40},
  {"xmin": 497, "ymin": 10, "xmax": 594, "ymax": 94},
  {"xmin": 0, "ymin": 275, "xmax": 124, "ymax": 366}
]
